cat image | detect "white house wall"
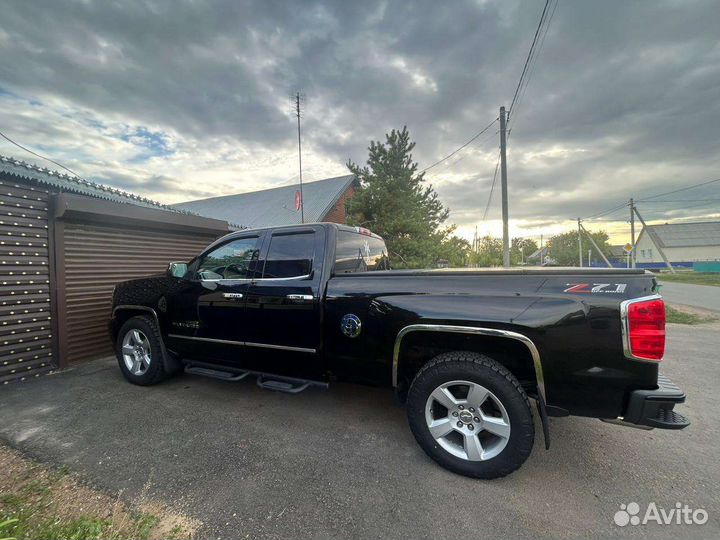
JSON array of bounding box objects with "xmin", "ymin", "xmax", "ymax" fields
[{"xmin": 635, "ymin": 234, "xmax": 720, "ymax": 263}]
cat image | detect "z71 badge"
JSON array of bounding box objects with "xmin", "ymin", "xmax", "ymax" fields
[{"xmin": 564, "ymin": 283, "xmax": 627, "ymax": 294}]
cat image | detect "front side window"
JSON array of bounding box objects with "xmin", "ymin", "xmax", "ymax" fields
[
  {"xmin": 334, "ymin": 230, "xmax": 389, "ymax": 273},
  {"xmin": 261, "ymin": 232, "xmax": 315, "ymax": 278},
  {"xmin": 197, "ymin": 237, "xmax": 260, "ymax": 280}
]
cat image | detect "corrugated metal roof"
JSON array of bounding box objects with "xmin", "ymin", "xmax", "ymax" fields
[
  {"xmin": 172, "ymin": 174, "xmax": 357, "ymax": 228},
  {"xmin": 643, "ymin": 221, "xmax": 720, "ymax": 248},
  {"xmin": 609, "ymin": 245, "xmax": 627, "ymax": 257},
  {"xmin": 0, "ymin": 154, "xmax": 193, "ymax": 214},
  {"xmin": 527, "ymin": 246, "xmax": 548, "ymax": 260}
]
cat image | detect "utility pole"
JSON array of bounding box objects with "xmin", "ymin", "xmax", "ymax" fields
[
  {"xmin": 633, "ymin": 206, "xmax": 676, "ymax": 274},
  {"xmin": 579, "ymin": 222, "xmax": 613, "ymax": 267},
  {"xmin": 577, "ymin": 218, "xmax": 583, "ymax": 267},
  {"xmin": 499, "ymin": 106, "xmax": 510, "ymax": 268},
  {"xmin": 629, "ymin": 198, "xmax": 636, "ymax": 268},
  {"xmin": 295, "ymin": 92, "xmax": 305, "ymax": 224}
]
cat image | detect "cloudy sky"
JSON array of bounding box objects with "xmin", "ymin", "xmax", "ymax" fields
[{"xmin": 0, "ymin": 0, "xmax": 718, "ymax": 243}]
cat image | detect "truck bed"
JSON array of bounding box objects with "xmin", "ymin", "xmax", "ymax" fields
[{"xmin": 332, "ymin": 267, "xmax": 649, "ymax": 277}]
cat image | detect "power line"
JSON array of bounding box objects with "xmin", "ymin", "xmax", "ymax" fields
[
  {"xmin": 508, "ymin": 0, "xmax": 551, "ymax": 117},
  {"xmin": 636, "ymin": 177, "xmax": 720, "ymax": 201},
  {"xmin": 420, "ymin": 117, "xmax": 498, "ymax": 174},
  {"xmin": 482, "ymin": 151, "xmax": 502, "ymax": 221},
  {"xmin": 0, "ymin": 129, "xmax": 87, "ymax": 181},
  {"xmin": 584, "ymin": 202, "xmax": 629, "ymax": 220},
  {"xmin": 637, "ymin": 198, "xmax": 720, "ymax": 204},
  {"xmin": 421, "ymin": 2, "xmax": 554, "ymax": 178},
  {"xmin": 581, "ymin": 177, "xmax": 720, "ymax": 220},
  {"xmin": 648, "ymin": 200, "xmax": 720, "ymax": 213},
  {"xmin": 589, "ymin": 200, "xmax": 719, "ymax": 222},
  {"xmin": 507, "ymin": 0, "xmax": 558, "ymax": 138}
]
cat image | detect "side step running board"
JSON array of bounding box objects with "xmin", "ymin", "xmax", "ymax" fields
[
  {"xmin": 257, "ymin": 374, "xmax": 326, "ymax": 394},
  {"xmin": 185, "ymin": 366, "xmax": 250, "ymax": 381},
  {"xmin": 184, "ymin": 364, "xmax": 328, "ymax": 394}
]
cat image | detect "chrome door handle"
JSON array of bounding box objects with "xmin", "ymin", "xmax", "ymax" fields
[
  {"xmin": 286, "ymin": 294, "xmax": 314, "ymax": 302},
  {"xmin": 223, "ymin": 293, "xmax": 244, "ymax": 299}
]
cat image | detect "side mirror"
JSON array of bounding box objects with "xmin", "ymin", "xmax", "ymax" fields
[{"xmin": 167, "ymin": 262, "xmax": 188, "ymax": 278}]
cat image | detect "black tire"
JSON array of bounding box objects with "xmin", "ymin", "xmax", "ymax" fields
[
  {"xmin": 115, "ymin": 315, "xmax": 169, "ymax": 386},
  {"xmin": 407, "ymin": 351, "xmax": 535, "ymax": 479}
]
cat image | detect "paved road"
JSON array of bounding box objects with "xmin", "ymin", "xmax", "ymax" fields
[
  {"xmin": 1, "ymin": 324, "xmax": 718, "ymax": 539},
  {"xmin": 658, "ymin": 281, "xmax": 720, "ymax": 312}
]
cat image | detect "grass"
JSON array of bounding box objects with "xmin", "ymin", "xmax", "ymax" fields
[
  {"xmin": 0, "ymin": 482, "xmax": 158, "ymax": 540},
  {"xmin": 657, "ymin": 272, "xmax": 720, "ymax": 287},
  {"xmin": 0, "ymin": 446, "xmax": 197, "ymax": 540},
  {"xmin": 666, "ymin": 305, "xmax": 717, "ymax": 325}
]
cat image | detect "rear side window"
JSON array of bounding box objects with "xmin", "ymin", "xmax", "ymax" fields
[
  {"xmin": 261, "ymin": 232, "xmax": 315, "ymax": 278},
  {"xmin": 334, "ymin": 231, "xmax": 389, "ymax": 273}
]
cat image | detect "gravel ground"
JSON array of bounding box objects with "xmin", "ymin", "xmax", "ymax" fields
[{"xmin": 0, "ymin": 322, "xmax": 718, "ymax": 539}]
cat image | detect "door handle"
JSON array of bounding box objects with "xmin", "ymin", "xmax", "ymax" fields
[
  {"xmin": 286, "ymin": 294, "xmax": 314, "ymax": 302},
  {"xmin": 222, "ymin": 293, "xmax": 244, "ymax": 299}
]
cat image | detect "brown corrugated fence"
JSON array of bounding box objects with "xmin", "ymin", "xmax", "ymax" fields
[{"xmin": 63, "ymin": 222, "xmax": 217, "ymax": 363}]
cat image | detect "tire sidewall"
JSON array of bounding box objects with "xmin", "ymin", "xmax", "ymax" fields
[
  {"xmin": 407, "ymin": 354, "xmax": 535, "ymax": 479},
  {"xmin": 115, "ymin": 316, "xmax": 165, "ymax": 385}
]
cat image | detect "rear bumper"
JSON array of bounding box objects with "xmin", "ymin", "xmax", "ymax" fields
[{"xmin": 621, "ymin": 374, "xmax": 690, "ymax": 429}]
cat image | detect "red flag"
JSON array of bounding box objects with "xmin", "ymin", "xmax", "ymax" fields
[{"xmin": 295, "ymin": 190, "xmax": 302, "ymax": 211}]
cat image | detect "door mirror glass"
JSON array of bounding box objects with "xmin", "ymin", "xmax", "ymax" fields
[{"xmin": 167, "ymin": 262, "xmax": 188, "ymax": 278}]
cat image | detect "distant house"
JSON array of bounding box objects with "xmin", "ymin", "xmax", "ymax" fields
[
  {"xmin": 635, "ymin": 221, "xmax": 720, "ymax": 268},
  {"xmin": 608, "ymin": 245, "xmax": 627, "ymax": 259},
  {"xmin": 173, "ymin": 175, "xmax": 359, "ymax": 229},
  {"xmin": 526, "ymin": 246, "xmax": 556, "ymax": 266},
  {"xmin": 608, "ymin": 245, "xmax": 629, "ymax": 266}
]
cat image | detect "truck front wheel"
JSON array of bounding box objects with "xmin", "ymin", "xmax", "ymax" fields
[
  {"xmin": 115, "ymin": 315, "xmax": 169, "ymax": 386},
  {"xmin": 406, "ymin": 351, "xmax": 535, "ymax": 479}
]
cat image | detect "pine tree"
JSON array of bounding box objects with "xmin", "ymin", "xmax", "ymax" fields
[{"xmin": 346, "ymin": 127, "xmax": 467, "ymax": 268}]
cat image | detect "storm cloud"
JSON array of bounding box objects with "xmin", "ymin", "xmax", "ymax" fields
[{"xmin": 0, "ymin": 0, "xmax": 718, "ymax": 241}]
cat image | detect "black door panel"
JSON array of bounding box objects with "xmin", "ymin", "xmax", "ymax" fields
[
  {"xmin": 245, "ymin": 283, "xmax": 317, "ymax": 349},
  {"xmin": 243, "ymin": 227, "xmax": 325, "ymax": 378},
  {"xmin": 166, "ymin": 233, "xmax": 264, "ymax": 368}
]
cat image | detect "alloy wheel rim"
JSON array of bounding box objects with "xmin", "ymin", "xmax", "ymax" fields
[
  {"xmin": 425, "ymin": 380, "xmax": 511, "ymax": 461},
  {"xmin": 121, "ymin": 329, "xmax": 151, "ymax": 376}
]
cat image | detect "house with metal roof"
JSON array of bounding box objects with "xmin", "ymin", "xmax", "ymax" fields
[
  {"xmin": 635, "ymin": 221, "xmax": 720, "ymax": 268},
  {"xmin": 172, "ymin": 174, "xmax": 359, "ymax": 229}
]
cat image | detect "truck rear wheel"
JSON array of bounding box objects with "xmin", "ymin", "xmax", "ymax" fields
[
  {"xmin": 406, "ymin": 351, "xmax": 535, "ymax": 479},
  {"xmin": 115, "ymin": 315, "xmax": 169, "ymax": 386}
]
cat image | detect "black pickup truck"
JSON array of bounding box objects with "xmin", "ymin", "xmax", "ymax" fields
[{"xmin": 110, "ymin": 222, "xmax": 689, "ymax": 478}]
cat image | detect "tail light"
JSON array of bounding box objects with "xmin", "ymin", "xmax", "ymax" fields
[{"xmin": 621, "ymin": 296, "xmax": 665, "ymax": 361}]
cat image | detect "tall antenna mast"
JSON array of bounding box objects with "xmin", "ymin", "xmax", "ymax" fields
[{"xmin": 295, "ymin": 92, "xmax": 305, "ymax": 224}]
